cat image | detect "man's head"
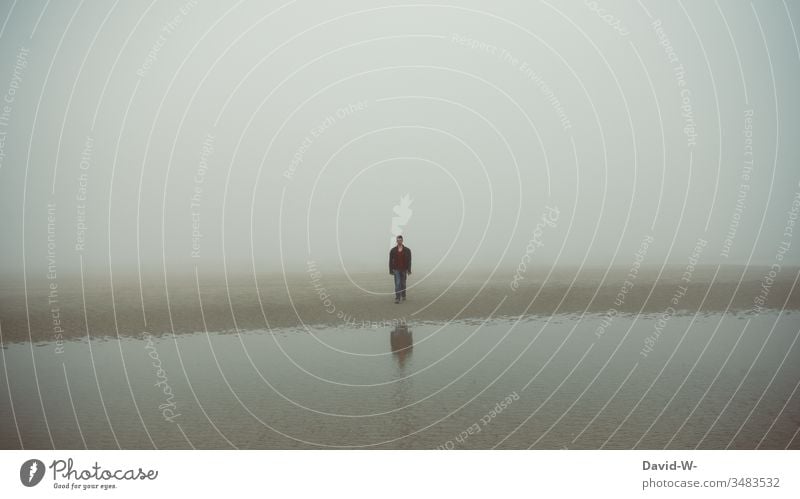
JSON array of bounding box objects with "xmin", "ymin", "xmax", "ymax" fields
[{"xmin": 396, "ymin": 235, "xmax": 404, "ymax": 247}]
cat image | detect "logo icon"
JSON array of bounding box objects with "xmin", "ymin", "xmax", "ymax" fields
[
  {"xmin": 390, "ymin": 193, "xmax": 413, "ymax": 247},
  {"xmin": 20, "ymin": 459, "xmax": 45, "ymax": 487}
]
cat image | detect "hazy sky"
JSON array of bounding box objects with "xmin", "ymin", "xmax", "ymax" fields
[{"xmin": 1, "ymin": 0, "xmax": 798, "ymax": 280}]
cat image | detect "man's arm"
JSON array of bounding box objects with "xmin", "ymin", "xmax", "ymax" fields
[
  {"xmin": 389, "ymin": 248, "xmax": 393, "ymax": 274},
  {"xmin": 407, "ymin": 248, "xmax": 411, "ymax": 273}
]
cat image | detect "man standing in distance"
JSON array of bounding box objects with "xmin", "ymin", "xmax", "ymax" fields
[{"xmin": 389, "ymin": 235, "xmax": 412, "ymax": 304}]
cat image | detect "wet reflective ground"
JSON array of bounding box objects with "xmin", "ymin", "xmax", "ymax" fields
[{"xmin": 2, "ymin": 311, "xmax": 798, "ymax": 449}]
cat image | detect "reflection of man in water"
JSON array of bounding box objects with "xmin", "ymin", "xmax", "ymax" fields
[
  {"xmin": 390, "ymin": 323, "xmax": 413, "ymax": 367},
  {"xmin": 389, "ymin": 235, "xmax": 411, "ymax": 304}
]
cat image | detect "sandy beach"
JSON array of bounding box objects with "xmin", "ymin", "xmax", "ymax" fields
[
  {"xmin": 1, "ymin": 265, "xmax": 797, "ymax": 344},
  {"xmin": 2, "ymin": 263, "xmax": 799, "ymax": 450}
]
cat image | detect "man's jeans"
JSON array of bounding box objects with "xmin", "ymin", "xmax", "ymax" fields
[{"xmin": 393, "ymin": 270, "xmax": 407, "ymax": 300}]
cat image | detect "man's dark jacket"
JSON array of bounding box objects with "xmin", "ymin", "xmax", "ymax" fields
[{"xmin": 389, "ymin": 246, "xmax": 412, "ymax": 273}]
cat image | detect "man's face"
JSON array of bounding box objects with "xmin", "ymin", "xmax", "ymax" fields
[{"xmin": 396, "ymin": 237, "xmax": 403, "ymax": 247}]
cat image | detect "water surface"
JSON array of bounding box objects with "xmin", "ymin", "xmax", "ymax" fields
[{"xmin": 1, "ymin": 311, "xmax": 798, "ymax": 449}]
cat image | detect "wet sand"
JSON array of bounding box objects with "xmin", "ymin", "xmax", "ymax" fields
[
  {"xmin": 1, "ymin": 265, "xmax": 798, "ymax": 449},
  {"xmin": 2, "ymin": 311, "xmax": 798, "ymax": 449},
  {"xmin": 1, "ymin": 265, "xmax": 798, "ymax": 344}
]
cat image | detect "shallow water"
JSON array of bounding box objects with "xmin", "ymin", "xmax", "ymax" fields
[{"xmin": 1, "ymin": 311, "xmax": 798, "ymax": 449}]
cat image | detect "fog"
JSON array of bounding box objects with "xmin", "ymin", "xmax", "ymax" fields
[{"xmin": 1, "ymin": 0, "xmax": 798, "ymax": 280}]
